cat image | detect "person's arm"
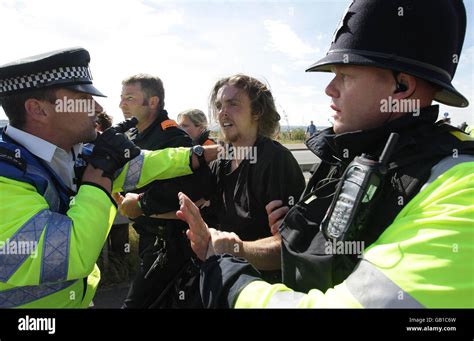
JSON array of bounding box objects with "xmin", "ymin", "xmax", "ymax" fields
[
  {"xmin": 178, "ymin": 192, "xmax": 281, "ymax": 270},
  {"xmin": 203, "ymin": 228, "xmax": 282, "ymax": 270},
  {"xmin": 141, "ymin": 165, "xmax": 215, "ymax": 215},
  {"xmin": 112, "ymin": 145, "xmax": 220, "ymax": 193},
  {"xmin": 239, "ymin": 235, "xmax": 282, "ymax": 270},
  {"xmin": 112, "ymin": 148, "xmax": 191, "ymax": 193},
  {"xmin": 200, "ymin": 162, "xmax": 474, "ymax": 308},
  {"xmin": 0, "ymin": 145, "xmax": 217, "ymax": 288},
  {"xmin": 118, "ymin": 161, "xmax": 216, "ymax": 219},
  {"xmin": 0, "ymin": 175, "xmax": 116, "ymax": 286},
  {"xmin": 180, "ymin": 148, "xmax": 305, "ymax": 270}
]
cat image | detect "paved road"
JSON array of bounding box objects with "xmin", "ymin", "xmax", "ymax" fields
[
  {"xmin": 292, "ymin": 150, "xmax": 319, "ymax": 169},
  {"xmin": 284, "ymin": 143, "xmax": 320, "ymax": 171},
  {"xmin": 93, "ymin": 282, "xmax": 129, "ymax": 309}
]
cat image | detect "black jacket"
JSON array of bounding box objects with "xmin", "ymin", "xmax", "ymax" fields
[
  {"xmin": 205, "ymin": 136, "xmax": 306, "ymax": 242},
  {"xmin": 195, "ymin": 130, "xmax": 215, "ymax": 146},
  {"xmin": 198, "ymin": 105, "xmax": 474, "ymax": 308},
  {"xmin": 131, "ymin": 110, "xmax": 213, "ymax": 236}
]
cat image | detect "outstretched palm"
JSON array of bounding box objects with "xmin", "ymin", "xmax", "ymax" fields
[{"xmin": 176, "ymin": 192, "xmax": 212, "ymax": 261}]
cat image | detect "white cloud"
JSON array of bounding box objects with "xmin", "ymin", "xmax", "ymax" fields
[
  {"xmin": 284, "ymin": 84, "xmax": 322, "ymax": 98},
  {"xmin": 271, "ymin": 64, "xmax": 286, "ymax": 77},
  {"xmin": 0, "ymin": 0, "xmax": 229, "ymax": 122},
  {"xmin": 264, "ymin": 19, "xmax": 318, "ymax": 60},
  {"xmin": 267, "ymin": 72, "xmax": 333, "ymax": 127},
  {"xmin": 0, "ymin": 0, "xmax": 472, "ymax": 130},
  {"xmin": 459, "ymin": 45, "xmax": 474, "ymax": 66}
]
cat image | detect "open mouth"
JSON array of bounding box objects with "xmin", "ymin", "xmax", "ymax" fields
[{"xmin": 222, "ymin": 122, "xmax": 233, "ymax": 128}]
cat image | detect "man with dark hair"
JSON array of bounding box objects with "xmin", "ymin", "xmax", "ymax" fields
[
  {"xmin": 1, "ymin": 89, "xmax": 57, "ymax": 129},
  {"xmin": 118, "ymin": 74, "xmax": 212, "ymax": 308},
  {"xmin": 0, "ymin": 48, "xmax": 213, "ymax": 308},
  {"xmin": 95, "ymin": 112, "xmax": 112, "ymax": 132},
  {"xmin": 305, "ymin": 120, "xmax": 317, "ymax": 138},
  {"xmin": 180, "ymin": 0, "xmax": 474, "ymax": 308},
  {"xmin": 120, "ymin": 74, "xmax": 165, "ymax": 129}
]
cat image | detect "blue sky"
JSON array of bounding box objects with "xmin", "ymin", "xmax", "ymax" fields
[{"xmin": 0, "ymin": 0, "xmax": 472, "ymax": 127}]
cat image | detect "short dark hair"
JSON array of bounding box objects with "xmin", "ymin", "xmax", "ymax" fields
[
  {"xmin": 122, "ymin": 74, "xmax": 165, "ymax": 112},
  {"xmin": 95, "ymin": 112, "xmax": 112, "ymax": 132},
  {"xmin": 209, "ymin": 74, "xmax": 280, "ymax": 139},
  {"xmin": 0, "ymin": 88, "xmax": 57, "ymax": 129}
]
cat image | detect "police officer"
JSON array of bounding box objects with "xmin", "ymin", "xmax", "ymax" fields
[
  {"xmin": 0, "ymin": 48, "xmax": 217, "ymax": 308},
  {"xmin": 177, "ymin": 109, "xmax": 216, "ymax": 146},
  {"xmin": 180, "ymin": 0, "xmax": 474, "ymax": 308},
  {"xmin": 117, "ymin": 74, "xmax": 213, "ymax": 308}
]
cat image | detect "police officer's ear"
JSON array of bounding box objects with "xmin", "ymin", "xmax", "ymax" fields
[
  {"xmin": 24, "ymin": 98, "xmax": 50, "ymax": 125},
  {"xmin": 148, "ymin": 95, "xmax": 159, "ymax": 110},
  {"xmin": 393, "ymin": 73, "xmax": 416, "ymax": 99}
]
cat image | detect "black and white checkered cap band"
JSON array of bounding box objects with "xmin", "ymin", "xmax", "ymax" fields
[{"xmin": 0, "ymin": 66, "xmax": 93, "ymax": 94}]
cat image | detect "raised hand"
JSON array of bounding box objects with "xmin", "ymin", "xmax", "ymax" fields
[
  {"xmin": 176, "ymin": 192, "xmax": 212, "ymax": 261},
  {"xmin": 266, "ymin": 200, "xmax": 289, "ymax": 236}
]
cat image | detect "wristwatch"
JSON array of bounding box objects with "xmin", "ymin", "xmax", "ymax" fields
[{"xmin": 191, "ymin": 145, "xmax": 206, "ymax": 169}]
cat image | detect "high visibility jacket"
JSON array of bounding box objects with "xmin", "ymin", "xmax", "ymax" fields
[
  {"xmin": 198, "ymin": 110, "xmax": 474, "ymax": 309},
  {"xmin": 233, "ymin": 160, "xmax": 474, "ymax": 308},
  {"xmin": 467, "ymin": 125, "xmax": 474, "ymax": 137},
  {"xmin": 0, "ymin": 132, "xmax": 192, "ymax": 308}
]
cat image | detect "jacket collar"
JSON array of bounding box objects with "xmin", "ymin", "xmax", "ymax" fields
[
  {"xmin": 306, "ymin": 105, "xmax": 439, "ymax": 164},
  {"xmin": 197, "ymin": 129, "xmax": 211, "ymax": 145},
  {"xmin": 3, "ymin": 124, "xmax": 82, "ymax": 163},
  {"xmin": 135, "ymin": 109, "xmax": 170, "ymax": 141}
]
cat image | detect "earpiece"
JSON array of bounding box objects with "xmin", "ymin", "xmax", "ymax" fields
[{"xmin": 394, "ymin": 82, "xmax": 407, "ymax": 93}]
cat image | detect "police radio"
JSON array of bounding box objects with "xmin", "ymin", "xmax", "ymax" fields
[{"xmin": 321, "ymin": 133, "xmax": 399, "ymax": 242}]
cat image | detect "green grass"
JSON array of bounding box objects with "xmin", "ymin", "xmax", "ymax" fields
[
  {"xmin": 97, "ymin": 225, "xmax": 139, "ymax": 287},
  {"xmin": 276, "ymin": 128, "xmax": 307, "ymax": 144},
  {"xmin": 211, "ymin": 128, "xmax": 308, "ymax": 144}
]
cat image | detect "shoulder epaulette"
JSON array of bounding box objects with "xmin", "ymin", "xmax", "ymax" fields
[
  {"xmin": 0, "ymin": 146, "xmax": 26, "ymax": 171},
  {"xmin": 161, "ymin": 119, "xmax": 178, "ymax": 130}
]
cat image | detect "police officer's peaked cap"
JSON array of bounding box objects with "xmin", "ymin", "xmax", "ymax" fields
[
  {"xmin": 0, "ymin": 47, "xmax": 106, "ymax": 97},
  {"xmin": 307, "ymin": 0, "xmax": 468, "ymax": 108}
]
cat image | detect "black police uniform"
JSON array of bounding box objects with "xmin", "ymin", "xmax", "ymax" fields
[
  {"xmin": 280, "ymin": 106, "xmax": 474, "ymax": 293},
  {"xmin": 195, "ymin": 129, "xmax": 215, "ymax": 146},
  {"xmin": 123, "ymin": 110, "xmax": 211, "ymax": 309},
  {"xmin": 198, "ymin": 107, "xmax": 474, "ymax": 308},
  {"xmin": 193, "ymin": 0, "xmax": 473, "ymax": 308}
]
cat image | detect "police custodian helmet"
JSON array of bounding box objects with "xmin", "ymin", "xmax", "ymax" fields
[
  {"xmin": 307, "ymin": 0, "xmax": 468, "ymax": 108},
  {"xmin": 0, "ymin": 47, "xmax": 106, "ymax": 98}
]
